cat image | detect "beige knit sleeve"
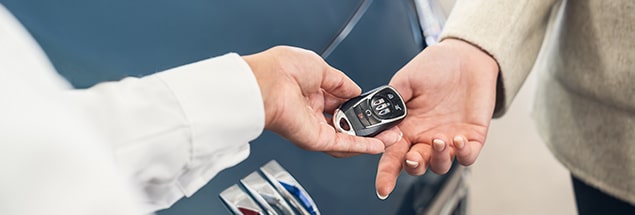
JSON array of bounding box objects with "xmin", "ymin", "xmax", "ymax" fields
[{"xmin": 439, "ymin": 0, "xmax": 561, "ymax": 117}]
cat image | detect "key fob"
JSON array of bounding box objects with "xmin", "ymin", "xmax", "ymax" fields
[{"xmin": 333, "ymin": 85, "xmax": 407, "ymax": 137}]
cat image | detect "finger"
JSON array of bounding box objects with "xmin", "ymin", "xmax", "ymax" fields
[
  {"xmin": 326, "ymin": 127, "xmax": 401, "ymax": 156},
  {"xmin": 320, "ymin": 127, "xmax": 385, "ymax": 154},
  {"xmin": 278, "ymin": 98, "xmax": 330, "ymax": 150},
  {"xmin": 452, "ymin": 135, "xmax": 483, "ymax": 166},
  {"xmin": 404, "ymin": 143, "xmax": 430, "ymax": 176},
  {"xmin": 429, "ymin": 137, "xmax": 454, "ymax": 174},
  {"xmin": 373, "ymin": 126, "xmax": 403, "ymax": 148},
  {"xmin": 375, "ymin": 137, "xmax": 410, "ymax": 200},
  {"xmin": 388, "ymin": 74, "xmax": 414, "ymax": 102},
  {"xmin": 321, "ymin": 67, "xmax": 361, "ymax": 99},
  {"xmin": 284, "ymin": 103, "xmax": 381, "ymax": 155},
  {"xmin": 332, "ymin": 133, "xmax": 385, "ymax": 154}
]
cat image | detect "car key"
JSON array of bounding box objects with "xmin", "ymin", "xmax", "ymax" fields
[{"xmin": 333, "ymin": 85, "xmax": 407, "ymax": 137}]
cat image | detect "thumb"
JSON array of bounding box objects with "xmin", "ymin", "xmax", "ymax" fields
[{"xmin": 389, "ymin": 73, "xmax": 415, "ymax": 103}]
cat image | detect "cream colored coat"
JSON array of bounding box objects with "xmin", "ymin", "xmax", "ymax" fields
[{"xmin": 441, "ymin": 0, "xmax": 635, "ymax": 204}]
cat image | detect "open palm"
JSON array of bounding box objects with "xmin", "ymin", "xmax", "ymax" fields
[{"xmin": 375, "ymin": 39, "xmax": 500, "ymax": 199}]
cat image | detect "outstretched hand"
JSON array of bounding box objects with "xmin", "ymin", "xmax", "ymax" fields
[
  {"xmin": 243, "ymin": 46, "xmax": 400, "ymax": 156},
  {"xmin": 375, "ymin": 39, "xmax": 500, "ymax": 199}
]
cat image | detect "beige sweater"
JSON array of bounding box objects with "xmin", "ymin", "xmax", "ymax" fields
[{"xmin": 441, "ymin": 0, "xmax": 635, "ymax": 204}]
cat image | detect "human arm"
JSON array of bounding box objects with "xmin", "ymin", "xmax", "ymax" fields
[
  {"xmin": 375, "ymin": 0, "xmax": 562, "ymax": 198},
  {"xmin": 64, "ymin": 46, "xmax": 387, "ymax": 210},
  {"xmin": 64, "ymin": 52, "xmax": 265, "ymax": 210}
]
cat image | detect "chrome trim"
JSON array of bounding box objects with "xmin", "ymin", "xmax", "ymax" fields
[{"xmin": 334, "ymin": 108, "xmax": 356, "ymax": 136}]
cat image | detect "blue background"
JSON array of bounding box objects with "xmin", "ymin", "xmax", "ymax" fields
[{"xmin": 1, "ymin": 0, "xmax": 427, "ymax": 214}]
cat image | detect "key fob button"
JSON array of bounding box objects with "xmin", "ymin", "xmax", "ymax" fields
[
  {"xmin": 334, "ymin": 85, "xmax": 407, "ymax": 137},
  {"xmin": 367, "ymin": 113, "xmax": 381, "ymax": 125},
  {"xmin": 354, "ymin": 106, "xmax": 372, "ymax": 126},
  {"xmin": 377, "ymin": 108, "xmax": 391, "ymax": 116},
  {"xmin": 371, "ymin": 98, "xmax": 385, "ymax": 106},
  {"xmin": 374, "ymin": 103, "xmax": 388, "ymax": 111}
]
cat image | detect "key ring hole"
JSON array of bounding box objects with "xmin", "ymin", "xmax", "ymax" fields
[{"xmin": 339, "ymin": 118, "xmax": 351, "ymax": 131}]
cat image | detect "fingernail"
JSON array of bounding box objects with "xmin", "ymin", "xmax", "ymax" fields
[
  {"xmin": 396, "ymin": 131, "xmax": 403, "ymax": 143},
  {"xmin": 454, "ymin": 136, "xmax": 465, "ymax": 149},
  {"xmin": 432, "ymin": 139, "xmax": 446, "ymax": 152},
  {"xmin": 376, "ymin": 190, "xmax": 389, "ymax": 200},
  {"xmin": 406, "ymin": 160, "xmax": 419, "ymax": 168}
]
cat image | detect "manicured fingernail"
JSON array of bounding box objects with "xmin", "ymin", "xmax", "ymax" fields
[
  {"xmin": 432, "ymin": 139, "xmax": 446, "ymax": 152},
  {"xmin": 376, "ymin": 190, "xmax": 389, "ymax": 200},
  {"xmin": 454, "ymin": 136, "xmax": 465, "ymax": 149},
  {"xmin": 406, "ymin": 160, "xmax": 419, "ymax": 168}
]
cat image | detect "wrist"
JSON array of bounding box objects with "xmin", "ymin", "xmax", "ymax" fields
[
  {"xmin": 242, "ymin": 54, "xmax": 276, "ymax": 130},
  {"xmin": 440, "ymin": 38, "xmax": 499, "ymax": 78}
]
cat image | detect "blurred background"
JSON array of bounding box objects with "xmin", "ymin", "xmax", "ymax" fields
[
  {"xmin": 1, "ymin": 0, "xmax": 577, "ymax": 214},
  {"xmin": 469, "ymin": 68, "xmax": 576, "ymax": 215}
]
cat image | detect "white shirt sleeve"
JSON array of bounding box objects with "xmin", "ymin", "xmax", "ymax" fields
[
  {"xmin": 1, "ymin": 5, "xmax": 147, "ymax": 215},
  {"xmin": 64, "ymin": 54, "xmax": 266, "ymax": 210},
  {"xmin": 0, "ymin": 2, "xmax": 265, "ymax": 212}
]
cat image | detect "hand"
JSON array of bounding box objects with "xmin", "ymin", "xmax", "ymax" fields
[
  {"xmin": 243, "ymin": 46, "xmax": 399, "ymax": 156},
  {"xmin": 375, "ymin": 39, "xmax": 500, "ymax": 199}
]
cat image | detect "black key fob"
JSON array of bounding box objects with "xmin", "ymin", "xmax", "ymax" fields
[{"xmin": 333, "ymin": 85, "xmax": 407, "ymax": 137}]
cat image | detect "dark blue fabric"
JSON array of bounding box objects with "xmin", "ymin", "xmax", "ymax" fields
[
  {"xmin": 572, "ymin": 175, "xmax": 635, "ymax": 215},
  {"xmin": 1, "ymin": 0, "xmax": 426, "ymax": 214}
]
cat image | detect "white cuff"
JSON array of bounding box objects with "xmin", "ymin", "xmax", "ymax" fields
[{"xmin": 150, "ymin": 53, "xmax": 265, "ymax": 209}]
